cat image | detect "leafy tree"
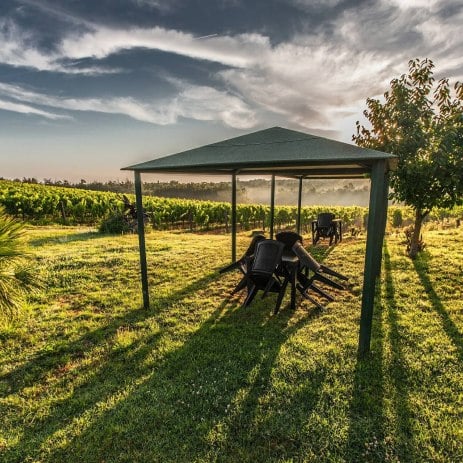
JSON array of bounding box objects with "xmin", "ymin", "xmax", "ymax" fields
[
  {"xmin": 354, "ymin": 58, "xmax": 463, "ymax": 257},
  {"xmin": 0, "ymin": 206, "xmax": 40, "ymax": 319}
]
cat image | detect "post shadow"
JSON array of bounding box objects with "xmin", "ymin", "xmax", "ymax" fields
[
  {"xmin": 345, "ymin": 267, "xmax": 387, "ymax": 462},
  {"xmin": 383, "ymin": 245, "xmax": 416, "ymax": 462},
  {"xmin": 213, "ymin": 312, "xmax": 327, "ymax": 461}
]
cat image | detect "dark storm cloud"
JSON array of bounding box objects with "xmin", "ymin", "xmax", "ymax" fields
[{"xmin": 10, "ymin": 0, "xmax": 373, "ymax": 43}]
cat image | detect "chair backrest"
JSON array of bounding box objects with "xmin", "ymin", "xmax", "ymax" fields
[
  {"xmin": 292, "ymin": 241, "xmax": 321, "ymax": 272},
  {"xmin": 252, "ymin": 240, "xmax": 285, "ymax": 276},
  {"xmin": 275, "ymin": 231, "xmax": 303, "ymax": 251},
  {"xmin": 244, "ymin": 234, "xmax": 266, "ymax": 257},
  {"xmin": 317, "ymin": 213, "xmax": 335, "ymax": 228}
]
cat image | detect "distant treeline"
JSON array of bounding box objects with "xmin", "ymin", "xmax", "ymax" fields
[{"xmin": 3, "ymin": 176, "xmax": 370, "ymax": 205}]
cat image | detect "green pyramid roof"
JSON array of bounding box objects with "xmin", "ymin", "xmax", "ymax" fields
[{"xmin": 122, "ymin": 126, "xmax": 396, "ymax": 178}]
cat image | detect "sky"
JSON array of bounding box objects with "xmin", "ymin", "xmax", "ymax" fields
[{"xmin": 0, "ymin": 0, "xmax": 462, "ymax": 182}]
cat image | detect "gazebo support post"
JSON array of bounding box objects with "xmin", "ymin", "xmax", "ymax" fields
[
  {"xmin": 375, "ymin": 175, "xmax": 389, "ymax": 276},
  {"xmin": 134, "ymin": 171, "xmax": 149, "ymax": 309},
  {"xmin": 358, "ymin": 160, "xmax": 387, "ymax": 356},
  {"xmin": 270, "ymin": 174, "xmax": 276, "ymax": 239},
  {"xmin": 296, "ymin": 176, "xmax": 303, "ymax": 234},
  {"xmin": 231, "ymin": 171, "xmax": 237, "ymax": 262}
]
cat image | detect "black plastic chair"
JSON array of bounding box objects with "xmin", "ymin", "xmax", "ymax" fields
[
  {"xmin": 291, "ymin": 241, "xmax": 347, "ymax": 309},
  {"xmin": 242, "ymin": 240, "xmax": 289, "ymax": 313},
  {"xmin": 219, "ymin": 234, "xmax": 266, "ymax": 275},
  {"xmin": 276, "ymin": 231, "xmax": 303, "ymax": 255},
  {"xmin": 311, "ymin": 213, "xmax": 339, "ymax": 245},
  {"xmin": 219, "ymin": 234, "xmax": 266, "ymax": 295},
  {"xmin": 276, "ymin": 230, "xmax": 307, "ymax": 285}
]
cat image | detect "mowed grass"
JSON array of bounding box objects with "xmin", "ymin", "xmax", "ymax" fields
[{"xmin": 1, "ymin": 226, "xmax": 462, "ymax": 463}]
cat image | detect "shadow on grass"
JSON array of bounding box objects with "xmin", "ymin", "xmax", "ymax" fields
[
  {"xmin": 2, "ymin": 270, "xmax": 227, "ymax": 461},
  {"xmin": 1, "ymin": 270, "xmax": 222, "ymax": 398},
  {"xmin": 4, "ymin": 286, "xmax": 318, "ymax": 463},
  {"xmin": 412, "ymin": 252, "xmax": 463, "ymax": 361},
  {"xmin": 383, "ymin": 245, "xmax": 416, "ymax": 462},
  {"xmin": 308, "ymin": 243, "xmax": 336, "ymax": 262},
  {"xmin": 43, "ymin": 305, "xmax": 316, "ymax": 463},
  {"xmin": 346, "ymin": 244, "xmax": 415, "ymax": 462},
  {"xmin": 345, "ymin": 268, "xmax": 386, "ymax": 462}
]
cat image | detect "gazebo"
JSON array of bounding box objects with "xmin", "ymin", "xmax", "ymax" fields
[{"xmin": 122, "ymin": 127, "xmax": 397, "ymax": 355}]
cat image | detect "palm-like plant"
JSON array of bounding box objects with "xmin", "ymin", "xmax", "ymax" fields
[{"xmin": 0, "ymin": 206, "xmax": 40, "ymax": 319}]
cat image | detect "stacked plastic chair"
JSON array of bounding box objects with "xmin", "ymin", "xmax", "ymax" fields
[
  {"xmin": 242, "ymin": 239, "xmax": 290, "ymax": 313},
  {"xmin": 291, "ymin": 240, "xmax": 348, "ymax": 310},
  {"xmin": 219, "ymin": 234, "xmax": 266, "ymax": 294}
]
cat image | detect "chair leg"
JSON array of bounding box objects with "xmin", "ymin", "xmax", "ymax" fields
[
  {"xmin": 310, "ymin": 283, "xmax": 335, "ymax": 301},
  {"xmin": 298, "ymin": 289, "xmax": 326, "ymax": 310},
  {"xmin": 243, "ymin": 285, "xmax": 257, "ymax": 307},
  {"xmin": 320, "ymin": 265, "xmax": 348, "ymax": 281},
  {"xmin": 296, "ymin": 271, "xmax": 311, "ymax": 289},
  {"xmin": 262, "ymin": 278, "xmax": 278, "ymax": 299},
  {"xmin": 232, "ymin": 276, "xmax": 247, "ymax": 294},
  {"xmin": 274, "ymin": 279, "xmax": 289, "ymax": 314},
  {"xmin": 314, "ymin": 273, "xmax": 345, "ymax": 290}
]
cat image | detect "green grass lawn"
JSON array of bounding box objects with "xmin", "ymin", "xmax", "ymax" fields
[{"xmin": 1, "ymin": 226, "xmax": 462, "ymax": 463}]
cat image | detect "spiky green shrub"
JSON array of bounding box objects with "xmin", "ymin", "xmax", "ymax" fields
[
  {"xmin": 98, "ymin": 212, "xmax": 131, "ymax": 234},
  {"xmin": 0, "ymin": 207, "xmax": 40, "ymax": 319}
]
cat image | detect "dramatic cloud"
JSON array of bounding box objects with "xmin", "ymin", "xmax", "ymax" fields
[
  {"xmin": 0, "ymin": 19, "xmax": 117, "ymax": 74},
  {"xmin": 0, "ymin": 81, "xmax": 256, "ymax": 129},
  {"xmin": 59, "ymin": 27, "xmax": 267, "ymax": 68},
  {"xmin": 1, "ymin": 0, "xmax": 462, "ymax": 181},
  {"xmin": 1, "ymin": 0, "xmax": 462, "ymax": 133}
]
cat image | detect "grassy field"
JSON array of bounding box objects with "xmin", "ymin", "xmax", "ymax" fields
[{"xmin": 1, "ymin": 226, "xmax": 462, "ymax": 462}]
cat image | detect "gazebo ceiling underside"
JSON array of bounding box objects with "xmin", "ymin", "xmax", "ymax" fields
[{"xmin": 122, "ymin": 127, "xmax": 397, "ymax": 178}]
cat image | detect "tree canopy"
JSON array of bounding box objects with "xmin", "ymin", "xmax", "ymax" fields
[{"xmin": 354, "ymin": 58, "xmax": 463, "ymax": 256}]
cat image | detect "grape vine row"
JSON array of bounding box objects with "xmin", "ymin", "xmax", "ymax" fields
[{"xmin": 1, "ymin": 180, "xmax": 461, "ymax": 232}]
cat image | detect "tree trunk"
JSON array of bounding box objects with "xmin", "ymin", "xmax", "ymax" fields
[{"xmin": 408, "ymin": 209, "xmax": 424, "ymax": 259}]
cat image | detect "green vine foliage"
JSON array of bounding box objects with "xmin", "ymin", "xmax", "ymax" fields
[{"xmin": 1, "ymin": 180, "xmax": 462, "ymax": 234}]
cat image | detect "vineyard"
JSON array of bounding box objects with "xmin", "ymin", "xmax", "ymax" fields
[{"xmin": 1, "ymin": 180, "xmax": 462, "ymax": 232}]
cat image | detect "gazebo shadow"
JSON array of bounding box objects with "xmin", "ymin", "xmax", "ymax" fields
[
  {"xmin": 1, "ymin": 270, "xmax": 223, "ymax": 398},
  {"xmin": 4, "ymin": 269, "xmax": 318, "ymax": 462}
]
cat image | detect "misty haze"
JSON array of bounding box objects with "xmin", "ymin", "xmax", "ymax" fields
[{"xmin": 236, "ymin": 179, "xmax": 370, "ymax": 207}]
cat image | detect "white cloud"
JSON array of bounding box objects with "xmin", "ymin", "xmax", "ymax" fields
[
  {"xmin": 387, "ymin": 0, "xmax": 442, "ymax": 10},
  {"xmin": 0, "ymin": 19, "xmax": 118, "ymax": 75},
  {"xmin": 0, "ymin": 98, "xmax": 70, "ymax": 120},
  {"xmin": 0, "ymin": 81, "xmax": 257, "ymax": 129},
  {"xmin": 172, "ymin": 84, "xmax": 257, "ymax": 129},
  {"xmin": 59, "ymin": 27, "xmax": 268, "ymax": 68},
  {"xmin": 53, "ymin": 23, "xmax": 399, "ymax": 132},
  {"xmin": 130, "ymin": 0, "xmax": 176, "ymax": 11}
]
